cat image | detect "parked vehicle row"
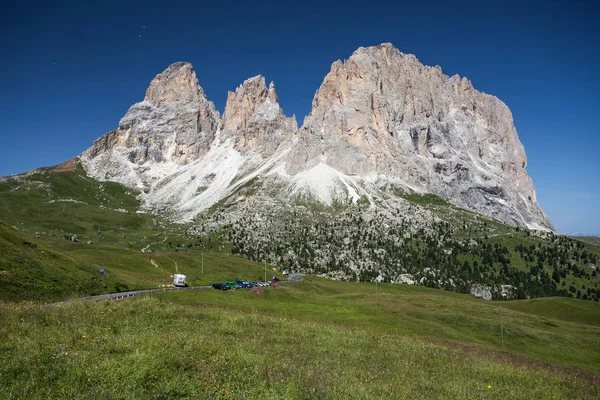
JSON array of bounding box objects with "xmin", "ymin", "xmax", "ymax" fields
[{"xmin": 211, "ymin": 278, "xmax": 280, "ymax": 290}]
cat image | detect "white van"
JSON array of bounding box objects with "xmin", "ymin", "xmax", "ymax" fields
[{"xmin": 173, "ymin": 274, "xmax": 187, "ymax": 287}]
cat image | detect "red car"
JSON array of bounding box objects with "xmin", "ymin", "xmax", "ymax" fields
[{"xmin": 270, "ymin": 279, "xmax": 279, "ymax": 286}]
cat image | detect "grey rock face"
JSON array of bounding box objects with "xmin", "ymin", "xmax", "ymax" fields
[
  {"xmin": 84, "ymin": 62, "xmax": 220, "ymax": 166},
  {"xmin": 80, "ymin": 44, "xmax": 552, "ymax": 230},
  {"xmin": 221, "ymin": 75, "xmax": 298, "ymax": 157},
  {"xmin": 288, "ymin": 43, "xmax": 552, "ymax": 229},
  {"xmin": 470, "ymin": 284, "xmax": 493, "ymax": 300}
]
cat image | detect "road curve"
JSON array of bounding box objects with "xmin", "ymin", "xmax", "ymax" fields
[{"xmin": 53, "ymin": 285, "xmax": 212, "ymax": 305}]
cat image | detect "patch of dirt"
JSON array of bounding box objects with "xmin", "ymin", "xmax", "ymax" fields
[
  {"xmin": 149, "ymin": 259, "xmax": 169, "ymax": 275},
  {"xmin": 53, "ymin": 158, "xmax": 78, "ymax": 172},
  {"xmin": 249, "ymin": 287, "xmax": 266, "ymax": 297},
  {"xmin": 0, "ymin": 270, "xmax": 8, "ymax": 276}
]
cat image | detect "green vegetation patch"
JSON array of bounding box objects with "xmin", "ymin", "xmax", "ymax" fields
[
  {"xmin": 165, "ymin": 277, "xmax": 600, "ymax": 373},
  {"xmin": 403, "ymin": 192, "xmax": 452, "ymax": 206},
  {"xmin": 503, "ymin": 297, "xmax": 600, "ymax": 327},
  {"xmin": 1, "ymin": 296, "xmax": 598, "ymax": 399},
  {"xmin": 0, "ymin": 216, "xmax": 282, "ymax": 302}
]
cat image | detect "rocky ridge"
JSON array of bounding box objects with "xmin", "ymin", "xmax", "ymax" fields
[
  {"xmin": 83, "ymin": 62, "xmax": 220, "ymax": 188},
  {"xmin": 79, "ymin": 44, "xmax": 552, "ymax": 230},
  {"xmin": 290, "ymin": 43, "xmax": 550, "ymax": 229},
  {"xmin": 221, "ymin": 76, "xmax": 298, "ymax": 157}
]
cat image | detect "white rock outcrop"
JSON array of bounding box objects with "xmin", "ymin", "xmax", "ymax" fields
[{"xmin": 470, "ymin": 284, "xmax": 493, "ymax": 300}]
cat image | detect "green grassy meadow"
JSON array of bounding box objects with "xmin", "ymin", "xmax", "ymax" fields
[{"xmin": 1, "ymin": 278, "xmax": 599, "ymax": 399}]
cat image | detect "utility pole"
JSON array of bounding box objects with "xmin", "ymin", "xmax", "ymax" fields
[
  {"xmin": 202, "ymin": 251, "xmax": 204, "ymax": 275},
  {"xmin": 500, "ymin": 305, "xmax": 504, "ymax": 348},
  {"xmin": 264, "ymin": 260, "xmax": 267, "ymax": 282},
  {"xmin": 375, "ymin": 270, "xmax": 382, "ymax": 301}
]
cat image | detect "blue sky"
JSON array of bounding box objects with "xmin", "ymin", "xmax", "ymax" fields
[{"xmin": 1, "ymin": 0, "xmax": 598, "ymax": 234}]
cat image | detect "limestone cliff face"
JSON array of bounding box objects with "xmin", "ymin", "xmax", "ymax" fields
[
  {"xmin": 144, "ymin": 61, "xmax": 202, "ymax": 105},
  {"xmin": 84, "ymin": 62, "xmax": 219, "ymax": 166},
  {"xmin": 79, "ymin": 45, "xmax": 552, "ymax": 229},
  {"xmin": 221, "ymin": 76, "xmax": 297, "ymax": 157},
  {"xmin": 288, "ymin": 43, "xmax": 552, "ymax": 229}
]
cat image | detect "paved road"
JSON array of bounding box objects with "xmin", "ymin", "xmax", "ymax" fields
[
  {"xmin": 54, "ymin": 285, "xmax": 212, "ymax": 305},
  {"xmin": 53, "ymin": 276, "xmax": 301, "ymax": 305}
]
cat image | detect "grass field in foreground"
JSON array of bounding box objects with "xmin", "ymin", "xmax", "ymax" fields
[
  {"xmin": 1, "ymin": 278, "xmax": 599, "ymax": 399},
  {"xmin": 166, "ymin": 277, "xmax": 600, "ymax": 373}
]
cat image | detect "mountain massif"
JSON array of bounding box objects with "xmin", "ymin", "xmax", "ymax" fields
[
  {"xmin": 81, "ymin": 43, "xmax": 552, "ymax": 231},
  {"xmin": 3, "ymin": 44, "xmax": 600, "ymax": 302}
]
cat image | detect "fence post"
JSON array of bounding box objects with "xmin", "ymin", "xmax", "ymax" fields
[{"xmin": 500, "ymin": 305, "xmax": 504, "ymax": 348}]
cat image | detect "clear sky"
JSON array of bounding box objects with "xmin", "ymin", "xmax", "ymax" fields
[{"xmin": 1, "ymin": 0, "xmax": 598, "ymax": 234}]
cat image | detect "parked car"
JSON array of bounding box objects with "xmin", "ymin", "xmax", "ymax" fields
[
  {"xmin": 236, "ymin": 280, "xmax": 252, "ymax": 288},
  {"xmin": 225, "ymin": 281, "xmax": 240, "ymax": 289},
  {"xmin": 212, "ymin": 283, "xmax": 229, "ymax": 290},
  {"xmin": 270, "ymin": 279, "xmax": 279, "ymax": 286}
]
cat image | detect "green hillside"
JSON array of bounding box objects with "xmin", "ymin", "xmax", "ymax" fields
[
  {"xmin": 572, "ymin": 236, "xmax": 600, "ymax": 248},
  {"xmin": 0, "ymin": 164, "xmax": 281, "ymax": 301},
  {"xmin": 0, "ymin": 219, "xmax": 281, "ymax": 302},
  {"xmin": 1, "ymin": 278, "xmax": 598, "ymax": 399},
  {"xmin": 1, "ymin": 163, "xmax": 599, "ymax": 303},
  {"xmin": 0, "ymin": 164, "xmax": 165, "ymax": 249}
]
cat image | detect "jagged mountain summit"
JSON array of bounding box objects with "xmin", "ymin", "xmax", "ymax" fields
[{"xmin": 80, "ymin": 43, "xmax": 552, "ymax": 230}]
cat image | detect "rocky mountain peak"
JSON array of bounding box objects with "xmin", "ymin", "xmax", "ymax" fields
[
  {"xmin": 81, "ymin": 62, "xmax": 220, "ymax": 182},
  {"xmin": 79, "ymin": 44, "xmax": 551, "ymax": 230},
  {"xmin": 222, "ymin": 75, "xmax": 297, "ymax": 156},
  {"xmin": 222, "ymin": 75, "xmax": 270, "ymax": 132},
  {"xmin": 144, "ymin": 62, "xmax": 204, "ymax": 105},
  {"xmin": 290, "ymin": 43, "xmax": 552, "ymax": 229},
  {"xmin": 267, "ymin": 81, "xmax": 278, "ymax": 103}
]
